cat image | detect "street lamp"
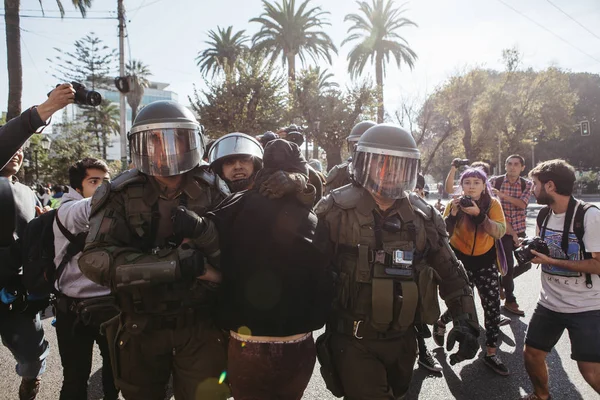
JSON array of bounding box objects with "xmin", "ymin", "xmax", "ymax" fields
[{"xmin": 27, "ymin": 136, "xmax": 52, "ymax": 183}]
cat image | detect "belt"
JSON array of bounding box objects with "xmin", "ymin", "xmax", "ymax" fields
[{"xmin": 331, "ymin": 318, "xmax": 407, "ymax": 340}]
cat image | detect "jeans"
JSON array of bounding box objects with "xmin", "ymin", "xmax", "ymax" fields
[
  {"xmin": 501, "ymin": 232, "xmax": 526, "ymax": 303},
  {"xmin": 0, "ymin": 310, "xmax": 49, "ymax": 379},
  {"xmin": 55, "ymin": 305, "xmax": 119, "ymax": 400}
]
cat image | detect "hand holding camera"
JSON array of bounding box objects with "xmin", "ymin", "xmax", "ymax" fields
[
  {"xmin": 451, "ymin": 158, "xmax": 470, "ymax": 168},
  {"xmin": 514, "ymin": 236, "xmax": 550, "ymax": 265},
  {"xmin": 37, "ymin": 83, "xmax": 76, "ymax": 121}
]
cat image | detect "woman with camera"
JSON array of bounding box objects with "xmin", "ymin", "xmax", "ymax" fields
[{"xmin": 433, "ymin": 167, "xmax": 509, "ymax": 375}]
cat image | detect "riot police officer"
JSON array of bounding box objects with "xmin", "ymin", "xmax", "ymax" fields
[
  {"xmin": 78, "ymin": 100, "xmax": 230, "ymax": 400},
  {"xmin": 315, "ymin": 123, "xmax": 480, "ymax": 400},
  {"xmin": 324, "ymin": 120, "xmax": 376, "ymax": 195}
]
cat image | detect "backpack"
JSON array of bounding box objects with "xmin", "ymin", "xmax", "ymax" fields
[
  {"xmin": 21, "ymin": 208, "xmax": 87, "ymax": 297},
  {"xmin": 493, "ymin": 175, "xmax": 527, "ymax": 193},
  {"xmin": 536, "ymin": 198, "xmax": 599, "ymax": 288}
]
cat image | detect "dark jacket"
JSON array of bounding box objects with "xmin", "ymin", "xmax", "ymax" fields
[
  {"xmin": 0, "ymin": 107, "xmax": 47, "ymax": 171},
  {"xmin": 0, "ymin": 178, "xmax": 39, "ymax": 288},
  {"xmin": 208, "ymin": 189, "xmax": 333, "ymax": 336}
]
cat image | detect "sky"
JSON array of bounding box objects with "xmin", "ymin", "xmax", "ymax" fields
[{"xmin": 1, "ymin": 0, "xmax": 600, "ymax": 126}]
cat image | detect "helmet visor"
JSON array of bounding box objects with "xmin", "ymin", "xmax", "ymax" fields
[
  {"xmin": 131, "ymin": 128, "xmax": 204, "ymax": 176},
  {"xmin": 353, "ymin": 151, "xmax": 419, "ymax": 199},
  {"xmin": 208, "ymin": 133, "xmax": 263, "ymax": 165}
]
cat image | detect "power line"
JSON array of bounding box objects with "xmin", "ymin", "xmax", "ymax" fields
[
  {"xmin": 545, "ymin": 0, "xmax": 600, "ymax": 42},
  {"xmin": 496, "ymin": 0, "xmax": 600, "ymax": 65},
  {"xmin": 0, "ymin": 14, "xmax": 116, "ymax": 20},
  {"xmin": 20, "ymin": 8, "xmax": 116, "ymax": 14}
]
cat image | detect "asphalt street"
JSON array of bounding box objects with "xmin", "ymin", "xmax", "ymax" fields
[{"xmin": 0, "ymin": 201, "xmax": 598, "ymax": 399}]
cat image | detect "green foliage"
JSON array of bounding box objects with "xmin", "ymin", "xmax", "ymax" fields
[
  {"xmin": 126, "ymin": 59, "xmax": 152, "ymax": 123},
  {"xmin": 250, "ymin": 0, "xmax": 337, "ymax": 90},
  {"xmin": 196, "ymin": 26, "xmax": 249, "ymax": 79},
  {"xmin": 190, "ymin": 52, "xmax": 287, "ymax": 137},
  {"xmin": 42, "ymin": 128, "xmax": 100, "ymax": 185},
  {"xmin": 82, "ymin": 100, "xmax": 120, "ymax": 160},
  {"xmin": 343, "ymin": 0, "xmax": 418, "ymax": 121}
]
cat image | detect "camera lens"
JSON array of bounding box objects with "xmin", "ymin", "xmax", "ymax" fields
[{"xmin": 86, "ymin": 91, "xmax": 102, "ymax": 107}]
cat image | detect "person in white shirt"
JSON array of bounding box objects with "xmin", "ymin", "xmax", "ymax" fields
[
  {"xmin": 521, "ymin": 159, "xmax": 600, "ymax": 400},
  {"xmin": 52, "ymin": 158, "xmax": 117, "ymax": 400}
]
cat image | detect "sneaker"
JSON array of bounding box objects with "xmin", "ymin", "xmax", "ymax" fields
[
  {"xmin": 418, "ymin": 349, "xmax": 443, "ymax": 372},
  {"xmin": 499, "ymin": 315, "xmax": 512, "ymax": 326},
  {"xmin": 432, "ymin": 320, "xmax": 446, "ymax": 347},
  {"xmin": 521, "ymin": 394, "xmax": 552, "ymax": 400},
  {"xmin": 503, "ymin": 301, "xmax": 525, "ymax": 316},
  {"xmin": 483, "ymin": 354, "xmax": 510, "ymax": 376},
  {"xmin": 19, "ymin": 377, "xmax": 40, "ymax": 400}
]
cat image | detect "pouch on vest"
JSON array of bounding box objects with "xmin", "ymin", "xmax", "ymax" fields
[
  {"xmin": 417, "ymin": 265, "xmax": 441, "ymax": 324},
  {"xmin": 316, "ymin": 332, "xmax": 345, "ymax": 397}
]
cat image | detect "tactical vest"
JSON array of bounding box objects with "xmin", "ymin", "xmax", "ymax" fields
[
  {"xmin": 108, "ymin": 168, "xmax": 228, "ymax": 316},
  {"xmin": 321, "ymin": 186, "xmax": 441, "ymax": 338}
]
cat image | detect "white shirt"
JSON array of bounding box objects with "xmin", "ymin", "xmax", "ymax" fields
[{"xmin": 538, "ymin": 204, "xmax": 600, "ymax": 313}]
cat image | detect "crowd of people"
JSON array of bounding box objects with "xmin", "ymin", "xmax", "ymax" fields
[{"xmin": 0, "ymin": 84, "xmax": 598, "ymax": 400}]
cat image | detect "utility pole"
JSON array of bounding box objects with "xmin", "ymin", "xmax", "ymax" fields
[{"xmin": 118, "ymin": 0, "xmax": 127, "ymax": 171}]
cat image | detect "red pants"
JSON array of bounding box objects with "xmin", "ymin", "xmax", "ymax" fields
[{"xmin": 227, "ymin": 333, "xmax": 316, "ymax": 400}]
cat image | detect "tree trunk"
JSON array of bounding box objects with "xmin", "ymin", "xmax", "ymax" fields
[
  {"xmin": 324, "ymin": 144, "xmax": 342, "ymax": 172},
  {"xmin": 131, "ymin": 106, "xmax": 138, "ymax": 125},
  {"xmin": 286, "ymin": 52, "xmax": 296, "ymax": 95},
  {"xmin": 375, "ymin": 52, "xmax": 384, "ymax": 123},
  {"xmin": 313, "ymin": 138, "xmax": 319, "ymax": 159},
  {"xmin": 5, "ymin": 0, "xmax": 22, "ymax": 121},
  {"xmin": 462, "ymin": 112, "xmax": 473, "ymax": 160},
  {"xmin": 422, "ymin": 125, "xmax": 454, "ymax": 174}
]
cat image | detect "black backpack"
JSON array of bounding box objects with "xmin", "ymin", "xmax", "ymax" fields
[
  {"xmin": 21, "ymin": 208, "xmax": 87, "ymax": 297},
  {"xmin": 536, "ymin": 198, "xmax": 599, "ymax": 288},
  {"xmin": 493, "ymin": 175, "xmax": 528, "ymax": 193}
]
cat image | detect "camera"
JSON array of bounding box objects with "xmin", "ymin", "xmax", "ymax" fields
[
  {"xmin": 514, "ymin": 236, "xmax": 550, "ymax": 265},
  {"xmin": 459, "ymin": 195, "xmax": 473, "ymax": 208},
  {"xmin": 452, "ymin": 158, "xmax": 470, "ymax": 168},
  {"xmin": 48, "ymin": 82, "xmax": 102, "ymax": 107}
]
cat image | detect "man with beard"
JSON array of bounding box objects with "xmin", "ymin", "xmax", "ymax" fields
[
  {"xmin": 521, "ymin": 159, "xmax": 600, "ymax": 400},
  {"xmin": 0, "ymin": 147, "xmax": 50, "ymax": 400}
]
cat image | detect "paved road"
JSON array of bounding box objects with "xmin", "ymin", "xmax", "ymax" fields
[{"xmin": 0, "ymin": 202, "xmax": 597, "ymax": 399}]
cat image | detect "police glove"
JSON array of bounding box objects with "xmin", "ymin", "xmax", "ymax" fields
[
  {"xmin": 178, "ymin": 245, "xmax": 206, "ymax": 281},
  {"xmin": 446, "ymin": 321, "xmax": 479, "ymax": 365},
  {"xmin": 259, "ymin": 171, "xmax": 307, "ymax": 199},
  {"xmin": 172, "ymin": 206, "xmax": 206, "ymax": 239}
]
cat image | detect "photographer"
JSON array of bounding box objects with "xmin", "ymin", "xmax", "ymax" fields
[
  {"xmin": 0, "ymin": 83, "xmax": 74, "ymax": 170},
  {"xmin": 435, "ymin": 167, "xmax": 509, "ymax": 375},
  {"xmin": 522, "ymin": 159, "xmax": 600, "ymax": 400}
]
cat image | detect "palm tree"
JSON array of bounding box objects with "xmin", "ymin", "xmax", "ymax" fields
[
  {"xmin": 343, "ymin": 0, "xmax": 418, "ymax": 122},
  {"xmin": 83, "ymin": 99, "xmax": 119, "ymax": 160},
  {"xmin": 250, "ymin": 0, "xmax": 338, "ymax": 93},
  {"xmin": 126, "ymin": 60, "xmax": 152, "ymax": 123},
  {"xmin": 196, "ymin": 26, "xmax": 249, "ymax": 79},
  {"xmin": 4, "ymin": 0, "xmax": 92, "ymax": 121}
]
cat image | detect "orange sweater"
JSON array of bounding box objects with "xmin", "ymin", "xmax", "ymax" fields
[{"xmin": 443, "ymin": 197, "xmax": 506, "ymax": 256}]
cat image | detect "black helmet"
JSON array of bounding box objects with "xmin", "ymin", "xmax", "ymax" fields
[
  {"xmin": 129, "ymin": 100, "xmax": 204, "ymax": 176},
  {"xmin": 347, "ymin": 121, "xmax": 377, "ymax": 143},
  {"xmin": 259, "ymin": 131, "xmax": 279, "ymax": 148},
  {"xmin": 353, "ymin": 123, "xmax": 420, "ymax": 199},
  {"xmin": 208, "ymin": 132, "xmax": 263, "ymax": 176},
  {"xmin": 286, "ymin": 131, "xmax": 304, "ymax": 147}
]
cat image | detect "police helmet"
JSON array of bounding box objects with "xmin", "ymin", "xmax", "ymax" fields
[
  {"xmin": 208, "ymin": 132, "xmax": 263, "ymax": 176},
  {"xmin": 129, "ymin": 100, "xmax": 204, "ymax": 176},
  {"xmin": 286, "ymin": 131, "xmax": 305, "ymax": 147},
  {"xmin": 353, "ymin": 123, "xmax": 420, "ymax": 199}
]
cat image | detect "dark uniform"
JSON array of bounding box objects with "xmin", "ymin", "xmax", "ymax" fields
[
  {"xmin": 315, "ymin": 124, "xmax": 479, "ymax": 400},
  {"xmin": 324, "ymin": 162, "xmax": 352, "ymax": 195},
  {"xmin": 78, "ymin": 101, "xmax": 230, "ymax": 400}
]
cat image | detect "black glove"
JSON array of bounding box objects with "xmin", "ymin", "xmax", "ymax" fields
[
  {"xmin": 259, "ymin": 171, "xmax": 307, "ymax": 199},
  {"xmin": 172, "ymin": 206, "xmax": 206, "ymax": 239},
  {"xmin": 446, "ymin": 321, "xmax": 479, "ymax": 365},
  {"xmin": 178, "ymin": 245, "xmax": 206, "ymax": 281}
]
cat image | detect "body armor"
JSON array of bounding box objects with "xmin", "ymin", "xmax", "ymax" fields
[
  {"xmin": 316, "ymin": 185, "xmax": 478, "ymax": 338},
  {"xmin": 324, "ymin": 162, "xmax": 353, "ymax": 196}
]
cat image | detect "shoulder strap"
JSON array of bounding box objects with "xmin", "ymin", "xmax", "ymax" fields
[
  {"xmin": 494, "ymin": 175, "xmax": 504, "ymax": 191},
  {"xmin": 54, "ymin": 211, "xmax": 88, "ymax": 291},
  {"xmin": 55, "ymin": 211, "xmax": 78, "ymax": 244},
  {"xmin": 572, "ymin": 199, "xmax": 599, "ymax": 288},
  {"xmin": 537, "ymin": 206, "xmax": 551, "ymax": 236},
  {"xmin": 520, "ymin": 177, "xmax": 527, "ymax": 193}
]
